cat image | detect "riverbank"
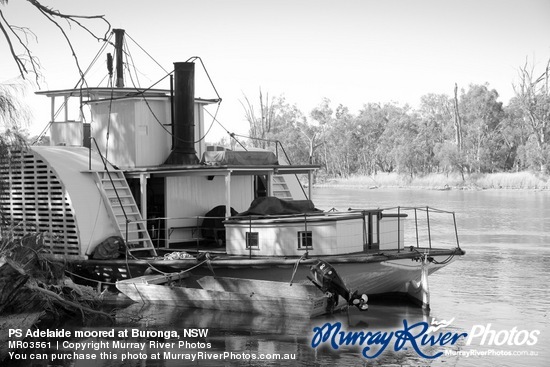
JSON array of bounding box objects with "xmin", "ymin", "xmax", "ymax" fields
[
  {"xmin": 314, "ymin": 171, "xmax": 550, "ymax": 190},
  {"xmin": 0, "ymin": 232, "xmax": 112, "ymax": 362}
]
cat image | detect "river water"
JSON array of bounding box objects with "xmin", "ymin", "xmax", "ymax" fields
[{"xmin": 4, "ymin": 188, "xmax": 549, "ymax": 366}]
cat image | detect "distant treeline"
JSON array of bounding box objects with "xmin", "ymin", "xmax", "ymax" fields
[{"xmin": 239, "ymin": 63, "xmax": 550, "ymax": 179}]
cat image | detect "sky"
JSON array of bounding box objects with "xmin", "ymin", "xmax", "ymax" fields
[{"xmin": 1, "ymin": 0, "xmax": 549, "ymax": 141}]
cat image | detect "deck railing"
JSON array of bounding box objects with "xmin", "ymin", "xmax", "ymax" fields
[
  {"xmin": 372, "ymin": 206, "xmax": 461, "ymax": 251},
  {"xmin": 121, "ymin": 206, "xmax": 460, "ymax": 256}
]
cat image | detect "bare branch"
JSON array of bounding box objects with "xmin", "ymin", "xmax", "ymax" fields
[
  {"xmin": 0, "ymin": 9, "xmax": 42, "ymax": 84},
  {"xmin": 33, "ymin": 4, "xmax": 87, "ymax": 84},
  {"xmin": 26, "ymin": 0, "xmax": 111, "ymax": 41},
  {"xmin": 0, "ymin": 0, "xmax": 111, "ymax": 82},
  {"xmin": 0, "ymin": 10, "xmax": 27, "ymax": 77}
]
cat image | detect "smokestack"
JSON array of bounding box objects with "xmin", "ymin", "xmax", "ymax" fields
[
  {"xmin": 113, "ymin": 29, "xmax": 125, "ymax": 88},
  {"xmin": 163, "ymin": 62, "xmax": 199, "ymax": 165}
]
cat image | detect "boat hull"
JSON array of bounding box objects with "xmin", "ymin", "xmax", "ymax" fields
[
  {"xmin": 107, "ymin": 247, "xmax": 463, "ymax": 311},
  {"xmin": 116, "ymin": 275, "xmax": 345, "ymax": 317},
  {"xmin": 188, "ymin": 253, "xmax": 453, "ymax": 303}
]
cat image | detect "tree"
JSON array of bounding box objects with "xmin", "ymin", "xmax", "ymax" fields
[
  {"xmin": 458, "ymin": 84, "xmax": 504, "ymax": 173},
  {"xmin": 305, "ymin": 98, "xmax": 331, "ymax": 166},
  {"xmin": 355, "ymin": 103, "xmax": 388, "ymax": 175},
  {"xmin": 418, "ymin": 93, "xmax": 454, "ymax": 173},
  {"xmin": 240, "ymin": 90, "xmax": 311, "ymax": 164},
  {"xmin": 267, "ymin": 96, "xmax": 308, "ymax": 165},
  {"xmin": 512, "ymin": 58, "xmax": 550, "ymax": 173},
  {"xmin": 0, "ymin": 0, "xmax": 110, "ymax": 83},
  {"xmin": 241, "ymin": 88, "xmax": 275, "ymax": 149},
  {"xmin": 504, "ymin": 98, "xmax": 536, "ymax": 171},
  {"xmin": 0, "ymin": 83, "xmax": 29, "ymax": 225}
]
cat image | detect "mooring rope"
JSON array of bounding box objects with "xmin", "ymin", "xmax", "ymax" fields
[
  {"xmin": 64, "ymin": 257, "xmax": 211, "ymax": 288},
  {"xmin": 289, "ymin": 253, "xmax": 308, "ymax": 286}
]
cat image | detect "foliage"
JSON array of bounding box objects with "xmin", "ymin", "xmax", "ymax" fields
[
  {"xmin": 0, "ymin": 83, "xmax": 29, "ymax": 225},
  {"xmin": 241, "ymin": 59, "xmax": 550, "ymax": 180}
]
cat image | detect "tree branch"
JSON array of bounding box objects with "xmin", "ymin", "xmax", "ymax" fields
[
  {"xmin": 26, "ymin": 0, "xmax": 110, "ymax": 41},
  {"xmin": 0, "ymin": 9, "xmax": 41, "ymax": 84},
  {"xmin": 0, "ymin": 10, "xmax": 27, "ymax": 77},
  {"xmin": 0, "ymin": 0, "xmax": 111, "ymax": 83}
]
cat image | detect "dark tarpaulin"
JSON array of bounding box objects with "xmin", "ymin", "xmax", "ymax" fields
[
  {"xmin": 201, "ymin": 150, "xmax": 279, "ymax": 166},
  {"xmin": 236, "ymin": 196, "xmax": 320, "ymax": 217},
  {"xmin": 202, "ymin": 205, "xmax": 238, "ymax": 241}
]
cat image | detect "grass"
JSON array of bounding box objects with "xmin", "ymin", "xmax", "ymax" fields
[{"xmin": 316, "ymin": 171, "xmax": 550, "ymax": 190}]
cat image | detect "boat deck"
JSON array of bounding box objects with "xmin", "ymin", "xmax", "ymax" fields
[{"xmin": 76, "ymin": 245, "xmax": 465, "ymax": 268}]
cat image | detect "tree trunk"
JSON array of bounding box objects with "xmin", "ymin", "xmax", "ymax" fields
[{"xmin": 453, "ymin": 83, "xmax": 463, "ymax": 151}]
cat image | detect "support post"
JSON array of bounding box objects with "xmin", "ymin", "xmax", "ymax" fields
[
  {"xmin": 139, "ymin": 173, "xmax": 149, "ymax": 220},
  {"xmin": 267, "ymin": 172, "xmax": 273, "ymax": 196},
  {"xmin": 453, "ymin": 212, "xmax": 460, "ymax": 248},
  {"xmin": 64, "ymin": 96, "xmax": 69, "ymax": 122},
  {"xmin": 308, "ymin": 170, "xmax": 312, "ymax": 200},
  {"xmin": 50, "ymin": 96, "xmax": 55, "ymax": 124},
  {"xmin": 426, "ymin": 206, "xmax": 432, "ymax": 249},
  {"xmin": 397, "ymin": 206, "xmax": 401, "ymax": 252},
  {"xmin": 225, "ymin": 171, "xmax": 232, "ymax": 218},
  {"xmin": 414, "ymin": 208, "xmax": 419, "ymax": 248}
]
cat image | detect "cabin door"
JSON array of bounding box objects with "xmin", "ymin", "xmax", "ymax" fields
[
  {"xmin": 254, "ymin": 175, "xmax": 268, "ymax": 198},
  {"xmin": 128, "ymin": 176, "xmax": 166, "ymax": 248}
]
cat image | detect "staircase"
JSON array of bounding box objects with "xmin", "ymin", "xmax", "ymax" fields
[
  {"xmin": 272, "ymin": 174, "xmax": 293, "ymax": 200},
  {"xmin": 93, "ymin": 170, "xmax": 156, "ymax": 257}
]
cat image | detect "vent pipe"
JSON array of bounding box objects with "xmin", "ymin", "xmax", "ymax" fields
[{"xmin": 163, "ymin": 62, "xmax": 199, "ymax": 165}]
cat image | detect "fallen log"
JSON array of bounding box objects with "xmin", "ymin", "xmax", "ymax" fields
[{"xmin": 25, "ymin": 283, "xmax": 112, "ymax": 320}]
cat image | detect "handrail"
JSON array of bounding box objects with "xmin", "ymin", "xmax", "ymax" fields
[
  {"xmin": 346, "ymin": 206, "xmax": 461, "ymax": 250},
  {"xmin": 89, "ymin": 137, "xmax": 129, "ymax": 242},
  {"xmin": 118, "ymin": 205, "xmax": 461, "ymax": 253}
]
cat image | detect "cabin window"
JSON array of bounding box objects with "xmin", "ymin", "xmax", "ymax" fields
[
  {"xmin": 297, "ymin": 231, "xmax": 313, "ymax": 250},
  {"xmin": 246, "ymin": 232, "xmax": 259, "ymax": 249}
]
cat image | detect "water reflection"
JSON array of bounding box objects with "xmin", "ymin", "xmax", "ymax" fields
[{"xmin": 5, "ymin": 302, "xmax": 434, "ymax": 367}]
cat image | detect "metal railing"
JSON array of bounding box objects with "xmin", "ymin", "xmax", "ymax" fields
[
  {"xmin": 126, "ymin": 206, "xmax": 460, "ymax": 257},
  {"xmin": 369, "ymin": 206, "xmax": 461, "ymax": 251}
]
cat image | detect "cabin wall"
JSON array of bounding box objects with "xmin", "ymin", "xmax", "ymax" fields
[
  {"xmin": 90, "ymin": 99, "xmax": 137, "ymax": 167},
  {"xmin": 134, "ymin": 100, "xmax": 172, "ymax": 167},
  {"xmin": 90, "ymin": 98, "xmax": 207, "ymax": 168},
  {"xmin": 335, "ymin": 218, "xmax": 364, "ymax": 252},
  {"xmin": 225, "ymin": 217, "xmax": 364, "ymax": 256},
  {"xmin": 165, "ymin": 175, "xmax": 253, "ymax": 243},
  {"xmin": 51, "ymin": 121, "xmax": 83, "ymax": 146},
  {"xmin": 379, "ymin": 216, "xmax": 406, "ymax": 250}
]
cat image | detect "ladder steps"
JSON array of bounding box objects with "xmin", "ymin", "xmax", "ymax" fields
[
  {"xmin": 272, "ymin": 174, "xmax": 292, "ymax": 200},
  {"xmin": 93, "ymin": 170, "xmax": 156, "ymax": 256},
  {"xmin": 101, "ymin": 178, "xmax": 126, "ymax": 181}
]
